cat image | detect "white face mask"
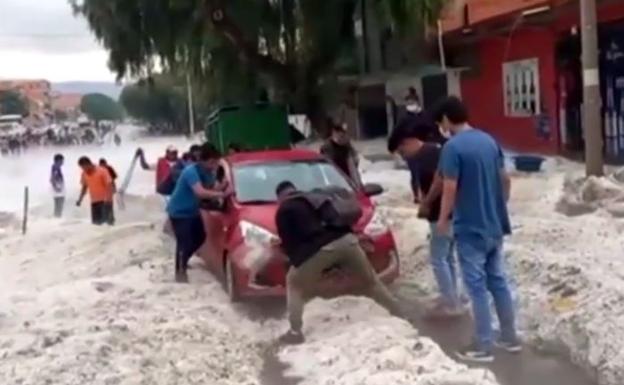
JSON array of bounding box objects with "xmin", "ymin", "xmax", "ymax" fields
[
  {"xmin": 439, "ymin": 126, "xmax": 451, "ymax": 139},
  {"xmin": 406, "ymin": 103, "xmax": 421, "ymax": 113}
]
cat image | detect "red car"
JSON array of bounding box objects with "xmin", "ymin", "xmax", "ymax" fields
[{"xmin": 196, "ymin": 149, "xmax": 400, "ymax": 301}]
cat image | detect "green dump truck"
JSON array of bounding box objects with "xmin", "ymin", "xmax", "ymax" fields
[{"xmin": 205, "ymin": 104, "xmax": 291, "ymax": 153}]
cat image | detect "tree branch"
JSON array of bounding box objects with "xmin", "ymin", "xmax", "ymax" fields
[{"xmin": 201, "ymin": 0, "xmax": 294, "ymax": 87}]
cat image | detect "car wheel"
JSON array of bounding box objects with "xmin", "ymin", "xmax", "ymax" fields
[{"xmin": 224, "ymin": 257, "xmax": 240, "ymax": 302}]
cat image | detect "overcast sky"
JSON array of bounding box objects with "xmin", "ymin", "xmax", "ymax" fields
[{"xmin": 0, "ymin": 0, "xmax": 116, "ymax": 82}]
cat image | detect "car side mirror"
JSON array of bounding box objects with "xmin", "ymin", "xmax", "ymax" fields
[{"xmin": 363, "ymin": 183, "xmax": 383, "ymax": 197}]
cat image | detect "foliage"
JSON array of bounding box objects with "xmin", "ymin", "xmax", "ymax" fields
[
  {"xmin": 80, "ymin": 93, "xmax": 123, "ymax": 123},
  {"xmin": 72, "ymin": 0, "xmax": 449, "ymax": 130},
  {"xmin": 0, "ymin": 90, "xmax": 29, "ymax": 116},
  {"xmin": 119, "ymin": 74, "xmax": 191, "ymax": 132},
  {"xmin": 53, "ymin": 109, "xmax": 69, "ymax": 122}
]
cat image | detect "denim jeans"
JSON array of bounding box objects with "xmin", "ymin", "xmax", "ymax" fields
[
  {"xmin": 169, "ymin": 216, "xmax": 206, "ymax": 272},
  {"xmin": 456, "ymin": 234, "xmax": 517, "ymax": 350},
  {"xmin": 429, "ymin": 222, "xmax": 459, "ymax": 308}
]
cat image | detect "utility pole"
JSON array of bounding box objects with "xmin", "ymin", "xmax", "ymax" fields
[
  {"xmin": 580, "ymin": 0, "xmax": 604, "ymax": 176},
  {"xmin": 186, "ymin": 72, "xmax": 195, "ymax": 137}
]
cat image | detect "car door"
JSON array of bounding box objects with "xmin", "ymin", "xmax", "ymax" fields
[{"xmin": 204, "ymin": 160, "xmax": 234, "ymax": 276}]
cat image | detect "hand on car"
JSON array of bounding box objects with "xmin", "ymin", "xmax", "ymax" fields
[{"xmin": 222, "ymin": 186, "xmax": 234, "ymax": 196}]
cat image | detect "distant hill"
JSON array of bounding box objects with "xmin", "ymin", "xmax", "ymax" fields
[{"xmin": 52, "ymin": 82, "xmax": 124, "ymax": 100}]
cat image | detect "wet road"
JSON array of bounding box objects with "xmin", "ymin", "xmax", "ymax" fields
[
  {"xmin": 400, "ymin": 294, "xmax": 598, "ymax": 385},
  {"xmin": 253, "ymin": 292, "xmax": 598, "ymax": 385}
]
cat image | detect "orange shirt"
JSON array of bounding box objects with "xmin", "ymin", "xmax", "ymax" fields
[{"xmin": 81, "ymin": 166, "xmax": 113, "ymax": 203}]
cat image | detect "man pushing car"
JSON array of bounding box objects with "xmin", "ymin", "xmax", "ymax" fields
[{"xmin": 274, "ymin": 181, "xmax": 401, "ymax": 344}]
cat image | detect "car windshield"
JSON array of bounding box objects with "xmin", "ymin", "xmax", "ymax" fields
[{"xmin": 233, "ymin": 160, "xmax": 353, "ymax": 203}]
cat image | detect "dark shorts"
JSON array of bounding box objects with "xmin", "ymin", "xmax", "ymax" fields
[
  {"xmin": 169, "ymin": 216, "xmax": 206, "ymax": 271},
  {"xmin": 91, "ymin": 201, "xmax": 115, "ymax": 225}
]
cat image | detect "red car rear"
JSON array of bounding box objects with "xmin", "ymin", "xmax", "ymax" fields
[{"xmin": 196, "ymin": 149, "xmax": 400, "ymax": 301}]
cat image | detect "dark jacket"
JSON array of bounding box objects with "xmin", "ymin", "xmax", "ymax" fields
[
  {"xmin": 275, "ymin": 196, "xmax": 348, "ymax": 267},
  {"xmin": 320, "ymin": 140, "xmax": 362, "ymax": 187}
]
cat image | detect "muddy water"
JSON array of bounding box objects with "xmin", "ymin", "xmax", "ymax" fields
[
  {"xmin": 255, "ymin": 293, "xmax": 598, "ymax": 385},
  {"xmin": 398, "ymin": 293, "xmax": 598, "ymax": 385}
]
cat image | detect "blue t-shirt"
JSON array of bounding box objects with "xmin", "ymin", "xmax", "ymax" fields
[
  {"xmin": 166, "ymin": 165, "xmax": 215, "ymax": 218},
  {"xmin": 439, "ymin": 129, "xmax": 511, "ymax": 239}
]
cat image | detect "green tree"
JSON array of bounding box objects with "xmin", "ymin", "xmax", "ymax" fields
[
  {"xmin": 119, "ymin": 75, "xmax": 191, "ymax": 132},
  {"xmin": 53, "ymin": 109, "xmax": 69, "ymax": 122},
  {"xmin": 80, "ymin": 93, "xmax": 123, "ymax": 124},
  {"xmin": 72, "ymin": 0, "xmax": 448, "ymax": 131},
  {"xmin": 0, "ymin": 90, "xmax": 29, "ymax": 116}
]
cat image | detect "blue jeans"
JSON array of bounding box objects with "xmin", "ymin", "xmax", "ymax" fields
[
  {"xmin": 456, "ymin": 234, "xmax": 517, "ymax": 350},
  {"xmin": 429, "ymin": 222, "xmax": 459, "ymax": 307},
  {"xmin": 169, "ymin": 216, "xmax": 206, "ymax": 272}
]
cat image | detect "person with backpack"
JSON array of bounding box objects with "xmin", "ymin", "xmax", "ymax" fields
[
  {"xmin": 274, "ymin": 181, "xmax": 401, "ymax": 345},
  {"xmin": 166, "ymin": 143, "xmax": 232, "ymax": 283},
  {"xmin": 136, "ymin": 145, "xmax": 181, "ymax": 195}
]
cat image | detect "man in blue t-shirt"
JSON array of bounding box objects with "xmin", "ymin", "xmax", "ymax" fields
[
  {"xmin": 435, "ymin": 96, "xmax": 518, "ymax": 363},
  {"xmin": 167, "ymin": 143, "xmax": 232, "ymax": 283}
]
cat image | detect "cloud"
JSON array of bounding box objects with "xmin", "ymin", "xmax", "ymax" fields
[
  {"xmin": 0, "ymin": 50, "xmax": 116, "ymax": 82},
  {"xmin": 0, "ymin": 0, "xmax": 116, "ymax": 81},
  {"xmin": 0, "ymin": 0, "xmax": 101, "ymax": 54}
]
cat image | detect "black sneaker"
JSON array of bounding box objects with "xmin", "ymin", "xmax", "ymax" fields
[
  {"xmin": 495, "ymin": 338, "xmax": 523, "ymax": 353},
  {"xmin": 278, "ymin": 330, "xmax": 305, "ymax": 345},
  {"xmin": 456, "ymin": 344, "xmax": 494, "ymax": 363}
]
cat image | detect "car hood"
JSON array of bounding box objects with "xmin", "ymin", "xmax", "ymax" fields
[{"xmin": 237, "ymin": 197, "xmax": 375, "ymax": 234}]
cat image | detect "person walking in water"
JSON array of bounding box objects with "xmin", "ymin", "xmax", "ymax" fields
[
  {"xmin": 434, "ymin": 96, "xmax": 519, "ymax": 363},
  {"xmin": 99, "ymin": 158, "xmax": 118, "ymax": 190},
  {"xmin": 76, "ymin": 156, "xmax": 115, "ymax": 225},
  {"xmin": 99, "ymin": 158, "xmax": 118, "ymax": 224},
  {"xmin": 50, "ymin": 154, "xmax": 65, "ymax": 218}
]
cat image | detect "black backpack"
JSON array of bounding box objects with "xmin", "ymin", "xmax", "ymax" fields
[{"xmin": 292, "ymin": 187, "xmax": 362, "ymax": 228}]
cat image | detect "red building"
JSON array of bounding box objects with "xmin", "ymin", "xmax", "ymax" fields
[{"xmin": 442, "ymin": 0, "xmax": 624, "ymax": 160}]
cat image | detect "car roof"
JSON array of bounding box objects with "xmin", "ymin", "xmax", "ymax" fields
[{"xmin": 226, "ymin": 148, "xmax": 323, "ymax": 165}]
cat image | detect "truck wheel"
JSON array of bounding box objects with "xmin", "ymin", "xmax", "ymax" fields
[{"xmin": 224, "ymin": 257, "xmax": 240, "ymax": 302}]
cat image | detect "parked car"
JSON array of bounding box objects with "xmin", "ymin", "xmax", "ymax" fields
[{"xmin": 196, "ymin": 148, "xmax": 400, "ymax": 301}]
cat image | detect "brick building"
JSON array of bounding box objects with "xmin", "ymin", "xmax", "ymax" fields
[
  {"xmin": 0, "ymin": 79, "xmax": 53, "ymax": 124},
  {"xmin": 51, "ymin": 92, "xmax": 82, "ymax": 121},
  {"xmin": 441, "ymin": 0, "xmax": 624, "ymax": 161}
]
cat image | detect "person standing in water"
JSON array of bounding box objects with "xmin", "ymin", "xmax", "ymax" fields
[
  {"xmin": 50, "ymin": 154, "xmax": 65, "ymax": 218},
  {"xmin": 99, "ymin": 158, "xmax": 118, "ymax": 191},
  {"xmin": 76, "ymin": 156, "xmax": 115, "ymax": 225},
  {"xmin": 99, "ymin": 158, "xmax": 118, "ymax": 224}
]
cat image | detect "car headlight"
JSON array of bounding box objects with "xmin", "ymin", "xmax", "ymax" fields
[
  {"xmin": 363, "ymin": 211, "xmax": 390, "ymax": 236},
  {"xmin": 240, "ymin": 220, "xmax": 277, "ymax": 245}
]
